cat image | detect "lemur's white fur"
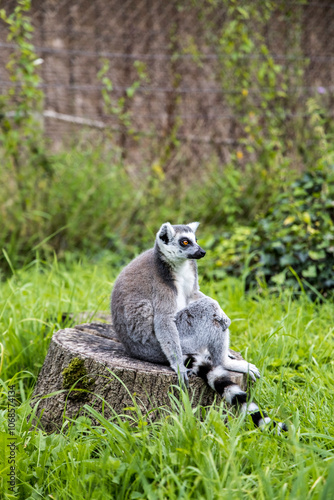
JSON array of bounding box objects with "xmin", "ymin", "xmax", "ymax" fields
[{"xmin": 175, "ymin": 260, "xmax": 196, "ymax": 311}]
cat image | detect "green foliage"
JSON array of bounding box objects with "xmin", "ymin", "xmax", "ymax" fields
[
  {"xmin": 0, "ymin": 254, "xmax": 117, "ymax": 385},
  {"xmin": 248, "ymin": 166, "xmax": 334, "ymax": 298},
  {"xmin": 207, "ymin": 165, "xmax": 334, "ymax": 298},
  {"xmin": 217, "ymin": 1, "xmax": 291, "ymax": 163},
  {"xmin": 1, "ymin": 140, "xmax": 285, "ymax": 275},
  {"xmin": 200, "ymin": 225, "xmax": 254, "ymax": 283},
  {"xmin": 203, "ymin": 96, "xmax": 334, "ymax": 298},
  {"xmin": 97, "ymin": 58, "xmax": 150, "ymax": 138},
  {"xmin": 185, "ymin": 0, "xmax": 308, "ymax": 190},
  {"xmin": 0, "ymin": 144, "xmax": 130, "ymax": 272},
  {"xmin": 1, "ymin": 257, "xmax": 334, "ymax": 498},
  {"xmin": 0, "ymin": 0, "xmax": 51, "ymax": 206},
  {"xmin": 0, "ymin": 0, "xmax": 53, "ymax": 272}
]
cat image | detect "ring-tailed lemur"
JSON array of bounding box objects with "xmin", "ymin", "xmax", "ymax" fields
[{"xmin": 111, "ymin": 222, "xmax": 286, "ymax": 431}]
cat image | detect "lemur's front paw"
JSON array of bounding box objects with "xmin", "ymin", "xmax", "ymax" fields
[
  {"xmin": 247, "ymin": 363, "xmax": 261, "ymax": 381},
  {"xmin": 224, "ymin": 358, "xmax": 261, "ymax": 381}
]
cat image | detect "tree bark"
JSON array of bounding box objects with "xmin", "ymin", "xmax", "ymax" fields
[{"xmin": 32, "ymin": 321, "xmax": 246, "ymax": 432}]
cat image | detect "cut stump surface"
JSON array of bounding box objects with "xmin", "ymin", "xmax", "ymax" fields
[{"xmin": 33, "ymin": 321, "xmax": 246, "ymax": 432}]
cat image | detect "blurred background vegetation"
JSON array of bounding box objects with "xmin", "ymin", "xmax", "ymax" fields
[{"xmin": 0, "ymin": 0, "xmax": 333, "ymax": 298}]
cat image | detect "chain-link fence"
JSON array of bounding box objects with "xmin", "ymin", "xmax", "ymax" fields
[{"xmin": 1, "ymin": 0, "xmax": 334, "ymax": 172}]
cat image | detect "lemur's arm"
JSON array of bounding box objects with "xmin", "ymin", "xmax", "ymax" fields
[{"xmin": 153, "ymin": 293, "xmax": 189, "ymax": 386}]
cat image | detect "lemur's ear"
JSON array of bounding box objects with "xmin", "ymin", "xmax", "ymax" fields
[
  {"xmin": 157, "ymin": 222, "xmax": 175, "ymax": 244},
  {"xmin": 187, "ymin": 222, "xmax": 200, "ymax": 233}
]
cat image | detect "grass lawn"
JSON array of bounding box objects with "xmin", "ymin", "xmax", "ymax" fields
[{"xmin": 1, "ymin": 254, "xmax": 334, "ymax": 499}]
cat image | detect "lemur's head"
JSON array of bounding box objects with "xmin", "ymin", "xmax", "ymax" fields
[{"xmin": 156, "ymin": 222, "xmax": 206, "ymax": 263}]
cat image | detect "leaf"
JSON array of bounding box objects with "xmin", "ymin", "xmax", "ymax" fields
[
  {"xmin": 237, "ymin": 7, "xmax": 250, "ymax": 19},
  {"xmin": 283, "ymin": 216, "xmax": 295, "ymax": 226},
  {"xmin": 271, "ymin": 241, "xmax": 285, "ymax": 253},
  {"xmin": 293, "ymin": 187, "xmax": 307, "ymax": 197},
  {"xmin": 296, "ymin": 252, "xmax": 309, "ymax": 263},
  {"xmin": 271, "ymin": 270, "xmax": 287, "ymax": 285},
  {"xmin": 302, "ymin": 265, "xmax": 317, "ymax": 278},
  {"xmin": 279, "ymin": 254, "xmax": 296, "ymax": 266},
  {"xmin": 130, "ymin": 493, "xmax": 145, "ymax": 499},
  {"xmin": 307, "ymin": 225, "xmax": 318, "ymax": 235},
  {"xmin": 302, "ymin": 212, "xmax": 311, "ymax": 224},
  {"xmin": 308, "ymin": 250, "xmax": 326, "ymax": 260}
]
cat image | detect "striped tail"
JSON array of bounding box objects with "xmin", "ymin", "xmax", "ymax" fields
[{"xmin": 185, "ymin": 353, "xmax": 287, "ymax": 432}]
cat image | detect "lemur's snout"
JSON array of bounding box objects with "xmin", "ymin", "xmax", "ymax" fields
[{"xmin": 193, "ymin": 247, "xmax": 206, "ymax": 259}]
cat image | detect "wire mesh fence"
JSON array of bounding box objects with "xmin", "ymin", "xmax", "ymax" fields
[{"xmin": 1, "ymin": 0, "xmax": 334, "ymax": 172}]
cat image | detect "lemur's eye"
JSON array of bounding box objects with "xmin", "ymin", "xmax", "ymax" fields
[{"xmin": 180, "ymin": 239, "xmax": 190, "ymax": 247}]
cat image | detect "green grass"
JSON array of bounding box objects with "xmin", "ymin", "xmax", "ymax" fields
[{"xmin": 1, "ymin": 254, "xmax": 334, "ymax": 499}]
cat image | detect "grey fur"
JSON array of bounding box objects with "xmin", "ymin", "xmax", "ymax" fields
[{"xmin": 111, "ymin": 222, "xmax": 260, "ymax": 386}]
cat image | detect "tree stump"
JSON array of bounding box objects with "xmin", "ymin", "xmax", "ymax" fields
[{"xmin": 32, "ymin": 320, "xmax": 246, "ymax": 432}]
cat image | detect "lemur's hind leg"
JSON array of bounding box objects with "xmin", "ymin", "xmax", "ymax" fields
[{"xmin": 175, "ymin": 297, "xmax": 260, "ymax": 380}]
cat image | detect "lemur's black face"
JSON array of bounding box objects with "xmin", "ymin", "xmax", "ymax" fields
[{"xmin": 178, "ymin": 236, "xmax": 206, "ymax": 260}]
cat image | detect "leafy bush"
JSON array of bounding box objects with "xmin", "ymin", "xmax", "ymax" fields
[
  {"xmin": 199, "ymin": 226, "xmax": 254, "ymax": 283},
  {"xmin": 247, "ymin": 167, "xmax": 334, "ymax": 298},
  {"xmin": 208, "ymin": 167, "xmax": 334, "ymax": 298}
]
